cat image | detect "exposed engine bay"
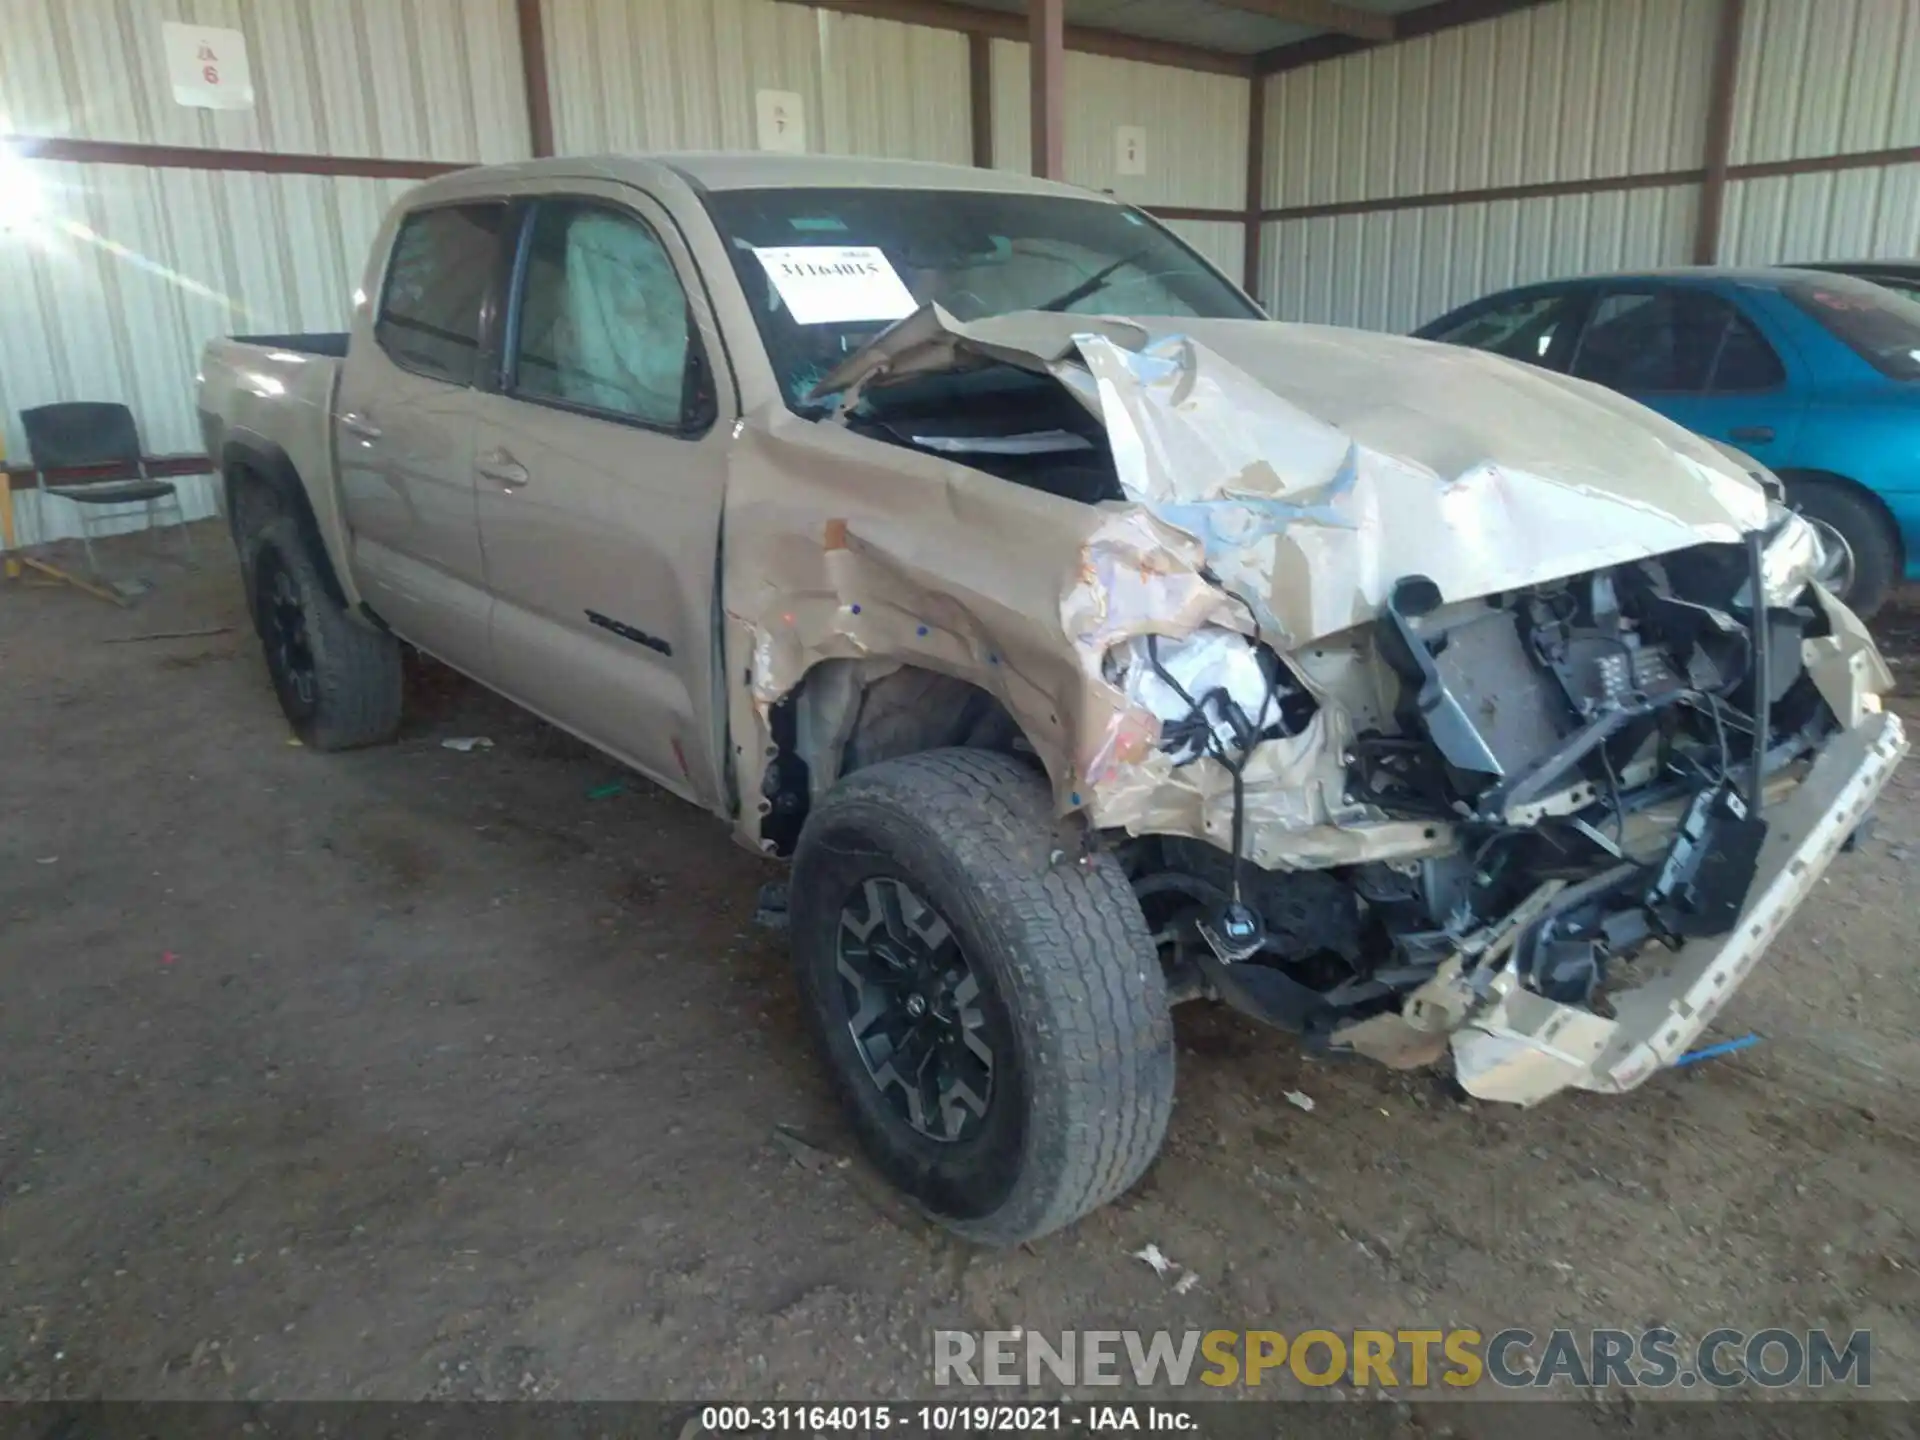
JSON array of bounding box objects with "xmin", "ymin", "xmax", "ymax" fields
[
  {"xmin": 839, "ymin": 367, "xmax": 1127, "ymax": 507},
  {"xmin": 740, "ymin": 303, "xmax": 1904, "ymax": 1104},
  {"xmin": 1107, "ymin": 518, "xmax": 1900, "ymax": 1098}
]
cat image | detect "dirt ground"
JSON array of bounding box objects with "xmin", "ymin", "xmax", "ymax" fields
[{"xmin": 2, "ymin": 526, "xmax": 1916, "ymax": 1414}]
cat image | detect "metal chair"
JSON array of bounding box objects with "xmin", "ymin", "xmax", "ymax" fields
[{"xmin": 20, "ymin": 402, "xmax": 194, "ymax": 577}]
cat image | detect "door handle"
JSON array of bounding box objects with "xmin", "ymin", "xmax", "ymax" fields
[
  {"xmin": 477, "ymin": 447, "xmax": 531, "ymax": 487},
  {"xmin": 340, "ymin": 411, "xmax": 382, "ymax": 440},
  {"xmin": 1728, "ymin": 425, "xmax": 1775, "ymax": 444}
]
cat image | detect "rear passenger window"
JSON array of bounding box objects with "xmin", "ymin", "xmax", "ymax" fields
[
  {"xmin": 1710, "ymin": 314, "xmax": 1786, "ymax": 391},
  {"xmin": 376, "ymin": 204, "xmax": 507, "ymax": 386},
  {"xmin": 1573, "ymin": 289, "xmax": 1754, "ymax": 394}
]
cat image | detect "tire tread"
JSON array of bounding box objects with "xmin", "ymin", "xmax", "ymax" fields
[
  {"xmin": 809, "ymin": 749, "xmax": 1173, "ymax": 1244},
  {"xmin": 248, "ymin": 517, "xmax": 402, "ymax": 751}
]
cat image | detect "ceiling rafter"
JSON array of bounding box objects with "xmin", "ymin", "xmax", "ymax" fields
[
  {"xmin": 1256, "ymin": 0, "xmax": 1553, "ymax": 74},
  {"xmin": 1211, "ymin": 0, "xmax": 1393, "ymax": 42},
  {"xmin": 782, "ymin": 0, "xmax": 1254, "ymax": 76}
]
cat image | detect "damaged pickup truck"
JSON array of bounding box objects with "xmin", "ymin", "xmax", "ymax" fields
[{"xmin": 198, "ymin": 155, "xmax": 1905, "ymax": 1245}]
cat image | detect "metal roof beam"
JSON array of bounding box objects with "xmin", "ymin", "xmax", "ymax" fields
[
  {"xmin": 1211, "ymin": 0, "xmax": 1393, "ymax": 42},
  {"xmin": 785, "ymin": 0, "xmax": 1255, "ymax": 77},
  {"xmin": 1030, "ymin": 0, "xmax": 1066, "ymax": 178},
  {"xmin": 1255, "ymin": 0, "xmax": 1552, "ymax": 74}
]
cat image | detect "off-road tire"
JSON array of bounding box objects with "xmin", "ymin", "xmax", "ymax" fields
[
  {"xmin": 229, "ymin": 476, "xmax": 284, "ymax": 624},
  {"xmin": 245, "ymin": 516, "xmax": 402, "ymax": 750},
  {"xmin": 1788, "ymin": 478, "xmax": 1899, "ymax": 620},
  {"xmin": 790, "ymin": 749, "xmax": 1175, "ymax": 1245}
]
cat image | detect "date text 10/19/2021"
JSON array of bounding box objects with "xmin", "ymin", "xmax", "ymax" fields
[{"xmin": 699, "ymin": 1406, "xmax": 1190, "ymax": 1432}]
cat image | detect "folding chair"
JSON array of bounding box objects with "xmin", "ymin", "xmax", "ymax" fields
[{"xmin": 19, "ymin": 402, "xmax": 195, "ymax": 578}]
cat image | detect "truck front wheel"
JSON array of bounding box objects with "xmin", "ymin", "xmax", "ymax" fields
[
  {"xmin": 245, "ymin": 517, "xmax": 402, "ymax": 750},
  {"xmin": 790, "ymin": 749, "xmax": 1175, "ymax": 1245}
]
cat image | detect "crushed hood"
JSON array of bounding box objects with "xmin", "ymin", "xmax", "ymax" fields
[{"xmin": 819, "ymin": 305, "xmax": 1771, "ymax": 647}]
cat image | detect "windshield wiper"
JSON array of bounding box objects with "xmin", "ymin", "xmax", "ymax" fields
[{"xmin": 1033, "ymin": 249, "xmax": 1148, "ymax": 313}]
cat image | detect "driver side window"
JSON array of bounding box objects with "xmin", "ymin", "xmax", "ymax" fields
[{"xmin": 510, "ymin": 200, "xmax": 712, "ymax": 431}]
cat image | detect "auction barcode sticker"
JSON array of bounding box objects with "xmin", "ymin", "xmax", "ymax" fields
[{"xmin": 753, "ymin": 245, "xmax": 917, "ymax": 325}]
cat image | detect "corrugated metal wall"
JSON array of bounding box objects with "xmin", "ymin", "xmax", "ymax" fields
[
  {"xmin": 1259, "ymin": 0, "xmax": 1719, "ymax": 326},
  {"xmin": 1720, "ymin": 0, "xmax": 1920, "ymax": 265},
  {"xmin": 0, "ymin": 161, "xmax": 412, "ymax": 543},
  {"xmin": 0, "ymin": 0, "xmax": 528, "ymax": 160},
  {"xmin": 1258, "ymin": 0, "xmax": 1920, "ymax": 327},
  {"xmin": 1729, "ymin": 0, "xmax": 1920, "ymax": 165},
  {"xmin": 1721, "ymin": 164, "xmax": 1920, "ymax": 265},
  {"xmin": 544, "ymin": 0, "xmax": 971, "ymax": 163},
  {"xmin": 1265, "ymin": 0, "xmax": 1718, "ymax": 209},
  {"xmin": 0, "ymin": 0, "xmax": 526, "ymax": 544},
  {"xmin": 989, "ymin": 40, "xmax": 1249, "ymax": 212},
  {"xmin": 1159, "ymin": 218, "xmax": 1245, "ymax": 286},
  {"xmin": 1261, "ymin": 184, "xmax": 1699, "ymax": 331}
]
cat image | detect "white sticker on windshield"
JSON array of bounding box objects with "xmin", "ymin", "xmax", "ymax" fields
[{"xmin": 752, "ymin": 246, "xmax": 917, "ymax": 326}]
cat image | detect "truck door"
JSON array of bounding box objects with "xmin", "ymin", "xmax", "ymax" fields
[
  {"xmin": 469, "ymin": 188, "xmax": 733, "ymax": 809},
  {"xmin": 336, "ymin": 201, "xmax": 508, "ymax": 678}
]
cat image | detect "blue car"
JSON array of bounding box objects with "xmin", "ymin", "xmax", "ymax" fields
[{"xmin": 1416, "ymin": 267, "xmax": 1920, "ymax": 617}]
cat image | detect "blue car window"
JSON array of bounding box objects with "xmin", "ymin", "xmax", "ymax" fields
[
  {"xmin": 1572, "ymin": 290, "xmax": 1737, "ymax": 393},
  {"xmin": 1709, "ymin": 313, "xmax": 1785, "ymax": 391},
  {"xmin": 1430, "ymin": 292, "xmax": 1576, "ymax": 365}
]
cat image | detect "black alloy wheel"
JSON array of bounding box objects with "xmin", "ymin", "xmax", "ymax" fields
[
  {"xmin": 257, "ymin": 548, "xmax": 318, "ymax": 722},
  {"xmin": 790, "ymin": 748, "xmax": 1175, "ymax": 1244},
  {"xmin": 240, "ymin": 516, "xmax": 402, "ymax": 750},
  {"xmin": 836, "ymin": 876, "xmax": 996, "ymax": 1144}
]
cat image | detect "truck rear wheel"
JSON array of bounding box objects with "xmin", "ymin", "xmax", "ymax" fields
[
  {"xmin": 790, "ymin": 749, "xmax": 1175, "ymax": 1245},
  {"xmin": 245, "ymin": 517, "xmax": 402, "ymax": 750}
]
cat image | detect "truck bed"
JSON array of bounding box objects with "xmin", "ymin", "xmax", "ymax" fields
[
  {"xmin": 196, "ymin": 335, "xmax": 351, "ymax": 586},
  {"xmin": 197, "ymin": 337, "xmax": 341, "ymax": 487}
]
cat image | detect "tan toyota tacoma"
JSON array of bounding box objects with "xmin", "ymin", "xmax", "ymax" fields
[{"xmin": 198, "ymin": 154, "xmax": 1905, "ymax": 1245}]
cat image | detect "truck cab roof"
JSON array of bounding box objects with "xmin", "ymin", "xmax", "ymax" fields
[{"xmin": 402, "ymin": 151, "xmax": 1105, "ymax": 205}]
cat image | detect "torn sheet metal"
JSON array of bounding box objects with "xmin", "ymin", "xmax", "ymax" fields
[
  {"xmin": 725, "ymin": 301, "xmax": 1777, "ymax": 859},
  {"xmin": 719, "ymin": 406, "xmax": 1099, "ymax": 832},
  {"xmin": 1802, "ymin": 580, "xmax": 1895, "ymax": 728},
  {"xmin": 1049, "ymin": 311, "xmax": 1767, "ymax": 850},
  {"xmin": 847, "ymin": 306, "xmax": 1766, "ymax": 643},
  {"xmin": 716, "ymin": 295, "xmax": 1907, "ymax": 1104}
]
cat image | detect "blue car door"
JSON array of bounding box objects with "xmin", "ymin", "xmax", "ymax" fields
[{"xmin": 1566, "ymin": 285, "xmax": 1806, "ymax": 462}]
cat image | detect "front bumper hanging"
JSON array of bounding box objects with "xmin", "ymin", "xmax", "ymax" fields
[{"xmin": 1449, "ymin": 709, "xmax": 1907, "ymax": 1104}]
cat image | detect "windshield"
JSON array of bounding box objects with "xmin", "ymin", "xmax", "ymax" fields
[
  {"xmin": 1783, "ymin": 273, "xmax": 1920, "ymax": 381},
  {"xmin": 701, "ymin": 187, "xmax": 1260, "ymax": 410}
]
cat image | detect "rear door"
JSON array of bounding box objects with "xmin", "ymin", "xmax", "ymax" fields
[
  {"xmin": 1567, "ymin": 285, "xmax": 1805, "ymax": 460},
  {"xmin": 469, "ymin": 186, "xmax": 733, "ymax": 808},
  {"xmin": 337, "ymin": 201, "xmax": 509, "ymax": 676}
]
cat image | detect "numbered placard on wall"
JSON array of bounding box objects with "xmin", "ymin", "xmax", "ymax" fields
[
  {"xmin": 756, "ymin": 90, "xmax": 807, "ymax": 153},
  {"xmin": 162, "ymin": 22, "xmax": 255, "ymax": 110}
]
